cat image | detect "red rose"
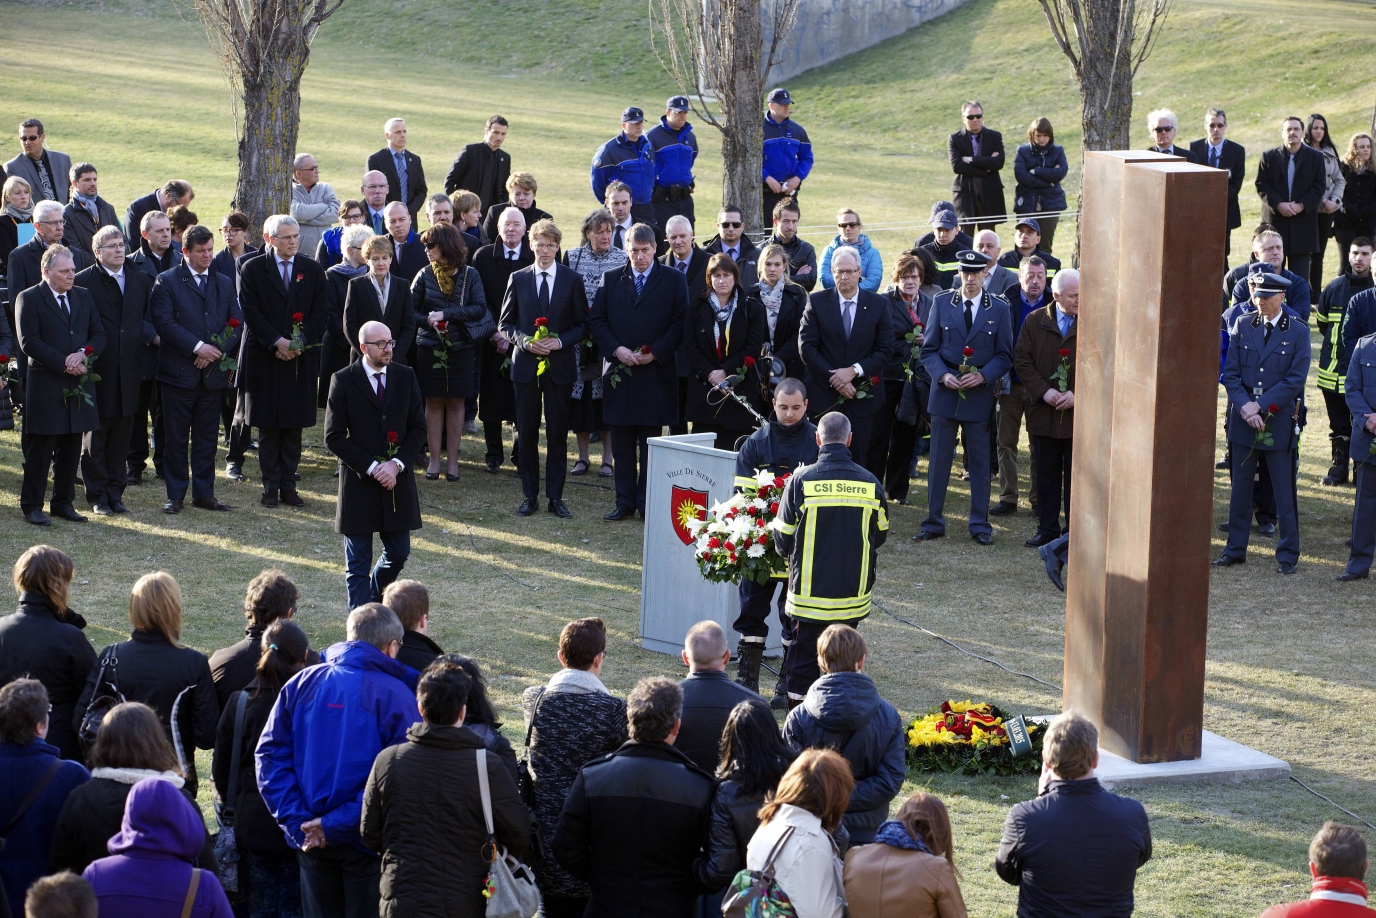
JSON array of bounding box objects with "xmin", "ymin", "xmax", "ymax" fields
[
  {"xmin": 436, "ymin": 320, "xmax": 447, "ymax": 331},
  {"xmin": 963, "ymin": 346, "xmax": 974, "ymax": 357},
  {"xmin": 1058, "ymin": 348, "xmax": 1070, "ymax": 357},
  {"xmin": 773, "ymin": 475, "xmax": 785, "ymax": 488},
  {"xmin": 743, "ymin": 356, "xmax": 756, "ymax": 367},
  {"xmin": 83, "ymin": 345, "xmax": 94, "ymax": 356},
  {"xmin": 707, "ymin": 537, "xmax": 721, "ymax": 549},
  {"xmin": 1268, "ymin": 403, "xmax": 1279, "ymax": 414},
  {"xmin": 227, "ymin": 318, "xmax": 241, "ymax": 328},
  {"xmin": 387, "ymin": 430, "xmax": 399, "ymax": 444},
  {"xmin": 639, "ymin": 345, "xmax": 652, "ymax": 354},
  {"xmin": 295, "ymin": 273, "xmax": 303, "ymax": 282},
  {"xmin": 870, "ymin": 375, "xmax": 880, "ymax": 386},
  {"xmin": 769, "ymin": 501, "xmax": 779, "ymax": 514},
  {"xmin": 758, "ymin": 534, "xmax": 769, "ymax": 546},
  {"xmin": 724, "ymin": 541, "xmax": 735, "ymax": 552},
  {"xmin": 0, "ymin": 355, "xmax": 9, "ymax": 364},
  {"xmin": 534, "ymin": 317, "xmax": 548, "ymax": 328},
  {"xmin": 292, "ymin": 312, "xmax": 304, "ymax": 323}
]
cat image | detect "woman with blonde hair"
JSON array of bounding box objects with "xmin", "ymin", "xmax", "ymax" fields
[
  {"xmin": 844, "ymin": 791, "xmax": 967, "ymax": 917},
  {"xmin": 1335, "ymin": 132, "xmax": 1375, "ymax": 276},
  {"xmin": 1, "ymin": 174, "xmax": 33, "ymax": 270},
  {"xmin": 75, "ymin": 572, "xmax": 218, "ymax": 796},
  {"xmin": 744, "ymin": 748, "xmax": 853, "ymax": 918}
]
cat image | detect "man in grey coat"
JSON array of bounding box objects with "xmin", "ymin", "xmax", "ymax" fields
[
  {"xmin": 4, "ymin": 119, "xmax": 71, "ymax": 204},
  {"xmin": 290, "ymin": 153, "xmax": 340, "ymax": 261}
]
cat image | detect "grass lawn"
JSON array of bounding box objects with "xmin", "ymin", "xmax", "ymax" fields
[{"xmin": 2, "ymin": 0, "xmax": 1376, "ymax": 914}]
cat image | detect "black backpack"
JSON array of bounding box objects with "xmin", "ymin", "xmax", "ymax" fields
[{"xmin": 77, "ymin": 645, "xmax": 127, "ymax": 754}]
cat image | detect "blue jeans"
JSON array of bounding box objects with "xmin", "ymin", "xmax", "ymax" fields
[
  {"xmin": 344, "ymin": 530, "xmax": 411, "ymax": 609},
  {"xmin": 246, "ymin": 850, "xmax": 302, "ymax": 918}
]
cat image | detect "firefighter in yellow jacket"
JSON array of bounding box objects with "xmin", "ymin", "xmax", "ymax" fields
[{"xmin": 771, "ymin": 410, "xmax": 888, "ymax": 703}]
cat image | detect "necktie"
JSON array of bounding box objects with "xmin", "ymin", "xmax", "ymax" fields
[
  {"xmin": 195, "ymin": 273, "xmax": 206, "ymax": 293},
  {"xmin": 58, "ymin": 293, "xmax": 69, "ymax": 316},
  {"xmin": 727, "ymin": 247, "xmax": 737, "ymax": 262},
  {"xmin": 1286, "ymin": 153, "xmax": 1295, "ymax": 200},
  {"xmin": 508, "ymin": 249, "xmax": 517, "ymax": 262},
  {"xmin": 635, "ymin": 272, "xmax": 645, "ymax": 296},
  {"xmin": 1210, "ymin": 147, "xmax": 1220, "ymax": 169},
  {"xmin": 971, "ymin": 134, "xmax": 980, "ymax": 158},
  {"xmin": 539, "ymin": 272, "xmax": 551, "ymax": 310},
  {"xmin": 34, "ymin": 157, "xmax": 54, "ymax": 201},
  {"xmin": 842, "ymin": 301, "xmax": 854, "ymax": 338},
  {"xmin": 1264, "ymin": 321, "xmax": 1273, "ymax": 345},
  {"xmin": 394, "ymin": 152, "xmax": 408, "ymax": 199},
  {"xmin": 614, "ymin": 226, "xmax": 625, "ymax": 250},
  {"xmin": 677, "ymin": 261, "xmax": 687, "ymax": 273},
  {"xmin": 964, "ymin": 299, "xmax": 974, "ymax": 332},
  {"xmin": 280, "ymin": 260, "xmax": 291, "ymax": 290},
  {"xmin": 374, "ymin": 371, "xmax": 386, "ymax": 405},
  {"xmin": 372, "ymin": 211, "xmax": 384, "ymax": 234},
  {"xmin": 114, "ymin": 271, "xmax": 124, "ymax": 295},
  {"xmin": 1059, "ymin": 313, "xmax": 1073, "ymax": 338}
]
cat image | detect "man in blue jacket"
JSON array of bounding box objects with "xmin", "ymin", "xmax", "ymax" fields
[
  {"xmin": 1340, "ymin": 329, "xmax": 1376, "ymax": 581},
  {"xmin": 592, "ymin": 107, "xmax": 656, "ymax": 231},
  {"xmin": 647, "ymin": 96, "xmax": 698, "ymax": 232},
  {"xmin": 762, "ymin": 89, "xmax": 813, "ymax": 228},
  {"xmin": 257, "ymin": 603, "xmax": 420, "ymax": 918}
]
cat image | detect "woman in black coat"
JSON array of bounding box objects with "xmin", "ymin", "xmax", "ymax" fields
[
  {"xmin": 319, "ymin": 223, "xmax": 372, "ymax": 408},
  {"xmin": 685, "ymin": 253, "xmax": 767, "ymax": 451},
  {"xmin": 49, "ymin": 701, "xmax": 215, "ymax": 875},
  {"xmin": 75, "ymin": 572, "xmax": 219, "ymax": 798},
  {"xmin": 212, "ymin": 619, "xmax": 308, "ymax": 917},
  {"xmin": 755, "ymin": 243, "xmax": 808, "ymax": 385},
  {"xmin": 411, "ymin": 223, "xmax": 488, "ymax": 480},
  {"xmin": 872, "ymin": 252, "xmax": 933, "ymax": 503},
  {"xmin": 1335, "ymin": 133, "xmax": 1376, "ymax": 277},
  {"xmin": 0, "ymin": 546, "xmax": 96, "ymax": 762}
]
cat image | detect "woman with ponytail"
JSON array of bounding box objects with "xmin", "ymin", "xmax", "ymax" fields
[{"xmin": 211, "ymin": 619, "xmax": 310, "ymax": 918}]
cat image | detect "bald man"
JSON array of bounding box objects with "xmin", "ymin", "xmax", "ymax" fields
[
  {"xmin": 367, "ymin": 118, "xmax": 427, "ymax": 220},
  {"xmin": 675, "ymin": 620, "xmax": 764, "ymax": 772}
]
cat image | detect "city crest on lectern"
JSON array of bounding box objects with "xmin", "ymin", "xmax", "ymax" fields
[{"xmin": 670, "ymin": 486, "xmax": 708, "ymax": 545}]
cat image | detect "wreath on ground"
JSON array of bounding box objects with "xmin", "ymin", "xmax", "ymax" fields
[{"xmin": 906, "ymin": 700, "xmax": 1045, "ymax": 777}]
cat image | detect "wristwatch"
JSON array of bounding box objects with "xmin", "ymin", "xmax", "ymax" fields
[{"xmin": 851, "ymin": 363, "xmax": 864, "ymax": 377}]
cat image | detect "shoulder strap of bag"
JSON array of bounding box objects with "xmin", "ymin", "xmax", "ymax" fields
[
  {"xmin": 523, "ymin": 687, "xmax": 549, "ymax": 748},
  {"xmin": 180, "ymin": 868, "xmax": 201, "ymax": 918},
  {"xmin": 476, "ymin": 746, "xmax": 495, "ymax": 837},
  {"xmin": 760, "ymin": 824, "xmax": 795, "ymax": 876},
  {"xmin": 170, "ymin": 684, "xmax": 196, "ymax": 778},
  {"xmin": 223, "ymin": 691, "xmax": 249, "ymax": 820},
  {"xmin": 0, "ymin": 758, "xmax": 63, "ymax": 839}
]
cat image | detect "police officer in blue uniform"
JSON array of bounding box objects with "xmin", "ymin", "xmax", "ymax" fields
[
  {"xmin": 1214, "ymin": 272, "xmax": 1309, "ymax": 574},
  {"xmin": 1339, "ymin": 330, "xmax": 1376, "ymax": 581},
  {"xmin": 761, "ymin": 89, "xmax": 813, "ymax": 228},
  {"xmin": 591, "ymin": 107, "xmax": 657, "ymax": 230},
  {"xmin": 647, "ymin": 96, "xmax": 699, "ymax": 233},
  {"xmin": 915, "ymin": 249, "xmax": 1014, "ymax": 545}
]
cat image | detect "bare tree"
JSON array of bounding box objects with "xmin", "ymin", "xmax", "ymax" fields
[
  {"xmin": 1037, "ymin": 0, "xmax": 1172, "ymax": 259},
  {"xmin": 650, "ymin": 0, "xmax": 801, "ymax": 234},
  {"xmin": 182, "ymin": 0, "xmax": 344, "ymax": 234}
]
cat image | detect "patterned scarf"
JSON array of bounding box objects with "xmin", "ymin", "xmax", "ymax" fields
[
  {"xmin": 873, "ymin": 819, "xmax": 932, "ymax": 853},
  {"xmin": 759, "ymin": 277, "xmax": 784, "ymax": 339},
  {"xmin": 432, "ymin": 260, "xmax": 456, "ymax": 297},
  {"xmin": 3, "ymin": 202, "xmax": 33, "ymax": 222}
]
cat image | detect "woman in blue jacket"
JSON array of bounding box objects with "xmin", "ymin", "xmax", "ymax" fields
[
  {"xmin": 1013, "ymin": 118, "xmax": 1069, "ymax": 254},
  {"xmin": 819, "ymin": 208, "xmax": 883, "ymax": 292}
]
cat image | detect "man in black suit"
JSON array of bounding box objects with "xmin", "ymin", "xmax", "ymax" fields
[
  {"xmin": 499, "ymin": 218, "xmax": 589, "ymax": 518},
  {"xmin": 702, "ymin": 205, "xmax": 759, "ymax": 287},
  {"xmin": 949, "ymin": 101, "xmax": 1006, "ymax": 233},
  {"xmin": 62, "ymin": 163, "xmax": 120, "ymax": 257},
  {"xmin": 366, "ymin": 118, "xmax": 427, "ymax": 221},
  {"xmin": 590, "ymin": 223, "xmax": 688, "ymax": 520},
  {"xmin": 472, "ymin": 207, "xmax": 532, "ymax": 473},
  {"xmin": 443, "ymin": 115, "xmax": 511, "ymax": 213},
  {"xmin": 149, "ymin": 225, "xmax": 241, "ymax": 514},
  {"xmin": 324, "ymin": 320, "xmax": 427, "ymax": 610},
  {"xmin": 238, "ymin": 214, "xmax": 327, "ymax": 508},
  {"xmin": 126, "ymin": 210, "xmax": 180, "ymax": 485},
  {"xmin": 15, "ymin": 245, "xmax": 106, "ymax": 525},
  {"xmin": 7, "ymin": 201, "xmax": 89, "ymax": 406},
  {"xmin": 798, "ymin": 246, "xmax": 894, "ymax": 460},
  {"xmin": 1256, "ymin": 116, "xmax": 1329, "ymax": 282},
  {"xmin": 123, "ymin": 179, "xmax": 193, "ymax": 250},
  {"xmin": 661, "ymin": 214, "xmax": 708, "ymax": 435},
  {"xmin": 360, "ymin": 171, "xmax": 390, "ymax": 235},
  {"xmin": 382, "ymin": 202, "xmax": 428, "ymax": 283},
  {"xmin": 75, "ymin": 226, "xmax": 148, "ymax": 514},
  {"xmin": 1189, "ymin": 107, "xmax": 1246, "ymax": 258},
  {"xmin": 1144, "ymin": 108, "xmax": 1193, "ymax": 159}
]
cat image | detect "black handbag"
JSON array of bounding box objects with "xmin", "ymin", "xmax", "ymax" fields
[
  {"xmin": 0, "ymin": 383, "xmax": 14, "ymax": 432},
  {"xmin": 213, "ymin": 691, "xmax": 249, "ymax": 899},
  {"xmin": 456, "ymin": 270, "xmax": 497, "ymax": 343},
  {"xmin": 78, "ymin": 646, "xmax": 127, "ymax": 754}
]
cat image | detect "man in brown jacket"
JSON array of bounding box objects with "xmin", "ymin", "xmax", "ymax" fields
[{"xmin": 1013, "ymin": 268, "xmax": 1078, "ymax": 548}]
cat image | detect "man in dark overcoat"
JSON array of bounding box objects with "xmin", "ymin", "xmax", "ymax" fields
[
  {"xmin": 75, "ymin": 225, "xmax": 148, "ymax": 514},
  {"xmin": 324, "ymin": 320, "xmax": 427, "ymax": 610},
  {"xmin": 1255, "ymin": 116, "xmax": 1328, "ymax": 281},
  {"xmin": 589, "ymin": 222, "xmax": 688, "ymax": 520},
  {"xmin": 238, "ymin": 214, "xmax": 327, "ymax": 508},
  {"xmin": 16, "ymin": 244, "xmax": 106, "ymax": 525},
  {"xmin": 948, "ymin": 101, "xmax": 1007, "ymax": 234},
  {"xmin": 472, "ymin": 207, "xmax": 532, "ymax": 472}
]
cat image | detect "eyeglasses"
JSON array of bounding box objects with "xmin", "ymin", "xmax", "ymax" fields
[
  {"xmin": 833, "ymin": 268, "xmax": 860, "ymax": 276},
  {"xmin": 1153, "ymin": 126, "xmax": 1174, "ymax": 133},
  {"xmin": 837, "ymin": 221, "xmax": 860, "ymax": 229},
  {"xmin": 98, "ymin": 242, "xmax": 125, "ymax": 251},
  {"xmin": 274, "ymin": 233, "xmax": 300, "ymax": 242},
  {"xmin": 964, "ymin": 114, "xmax": 983, "ymax": 121},
  {"xmin": 20, "ymin": 135, "xmax": 39, "ymax": 142},
  {"xmin": 298, "ymin": 165, "xmax": 319, "ymax": 172},
  {"xmin": 365, "ymin": 339, "xmax": 396, "ymax": 349},
  {"xmin": 37, "ymin": 218, "xmax": 64, "ymax": 226},
  {"xmin": 1207, "ymin": 122, "xmax": 1226, "ymax": 129},
  {"xmin": 719, "ymin": 221, "xmax": 742, "ymax": 229}
]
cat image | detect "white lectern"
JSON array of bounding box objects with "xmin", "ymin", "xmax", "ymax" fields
[{"xmin": 639, "ymin": 434, "xmax": 785, "ymax": 655}]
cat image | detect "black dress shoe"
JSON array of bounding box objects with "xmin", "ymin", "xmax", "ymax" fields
[
  {"xmin": 1277, "ymin": 561, "xmax": 1297, "ymax": 575},
  {"xmin": 226, "ymin": 463, "xmax": 246, "ymax": 481},
  {"xmin": 425, "ymin": 471, "xmax": 440, "ymax": 480},
  {"xmin": 446, "ymin": 473, "xmax": 460, "ymax": 482},
  {"xmin": 260, "ymin": 490, "xmax": 279, "ymax": 507},
  {"xmin": 972, "ymin": 532, "xmax": 994, "ymax": 546},
  {"xmin": 912, "ymin": 531, "xmax": 943, "ymax": 542},
  {"xmin": 110, "ymin": 499, "xmax": 130, "ymax": 514},
  {"xmin": 1025, "ymin": 533, "xmax": 1057, "ymax": 548},
  {"xmin": 517, "ymin": 498, "xmax": 537, "ymax": 517},
  {"xmin": 1257, "ymin": 521, "xmax": 1277, "ymax": 536},
  {"xmin": 1214, "ymin": 457, "xmax": 1229, "ymax": 470},
  {"xmin": 1218, "ymin": 520, "xmax": 1229, "ymax": 532},
  {"xmin": 485, "ymin": 459, "xmax": 501, "ymax": 474},
  {"xmin": 52, "ymin": 506, "xmax": 87, "ymax": 523},
  {"xmin": 1039, "ymin": 543, "xmax": 1065, "ymax": 592},
  {"xmin": 91, "ymin": 501, "xmax": 114, "ymax": 516},
  {"xmin": 24, "ymin": 510, "xmax": 51, "ymax": 526},
  {"xmin": 988, "ymin": 501, "xmax": 1018, "ymax": 517},
  {"xmin": 164, "ymin": 499, "xmax": 184, "ymax": 514},
  {"xmin": 548, "ymin": 499, "xmax": 573, "ymax": 519},
  {"xmin": 279, "ymin": 490, "xmax": 305, "ymax": 507},
  {"xmin": 193, "ymin": 497, "xmax": 232, "ymax": 511},
  {"xmin": 126, "ymin": 470, "xmax": 143, "ymax": 486},
  {"xmin": 1211, "ymin": 555, "xmax": 1244, "ymax": 567},
  {"xmin": 1337, "ymin": 570, "xmax": 1369, "ymax": 582},
  {"xmin": 604, "ymin": 506, "xmax": 636, "ymax": 521}
]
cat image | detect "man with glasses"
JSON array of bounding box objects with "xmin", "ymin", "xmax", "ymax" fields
[
  {"xmin": 769, "ymin": 198, "xmax": 817, "ymax": 291},
  {"xmin": 324, "ymin": 320, "xmax": 427, "ymax": 608},
  {"xmin": 762, "ymin": 88, "xmax": 812, "ymax": 228},
  {"xmin": 290, "ymin": 153, "xmax": 340, "ymax": 263},
  {"xmin": 360, "ymin": 171, "xmax": 391, "ymax": 235},
  {"xmin": 1189, "ymin": 108, "xmax": 1246, "ymax": 258},
  {"xmin": 949, "ymin": 101, "xmax": 1006, "ymax": 234},
  {"xmin": 123, "ymin": 179, "xmax": 194, "ymax": 251},
  {"xmin": 1144, "ymin": 108, "xmax": 1191, "ymax": 159},
  {"xmin": 4, "ymin": 119, "xmax": 71, "ymax": 204},
  {"xmin": 704, "ymin": 205, "xmax": 759, "ymax": 287},
  {"xmin": 8, "ymin": 201, "xmax": 88, "ymax": 310},
  {"xmin": 820, "ymin": 209, "xmax": 882, "ymax": 292},
  {"xmin": 238, "ymin": 214, "xmax": 327, "ymax": 508},
  {"xmin": 61, "ymin": 163, "xmax": 119, "ymax": 256}
]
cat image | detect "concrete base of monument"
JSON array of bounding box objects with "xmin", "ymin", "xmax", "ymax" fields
[{"xmin": 1095, "ymin": 731, "xmax": 1291, "ymax": 790}]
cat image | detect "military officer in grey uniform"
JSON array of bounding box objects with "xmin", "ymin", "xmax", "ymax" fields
[
  {"xmin": 1339, "ymin": 331, "xmax": 1376, "ymax": 581},
  {"xmin": 915, "ymin": 249, "xmax": 1014, "ymax": 545},
  {"xmin": 1214, "ymin": 272, "xmax": 1309, "ymax": 574}
]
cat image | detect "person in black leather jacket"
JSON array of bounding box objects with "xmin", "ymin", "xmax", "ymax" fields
[{"xmin": 781, "ymin": 624, "xmax": 904, "ymax": 845}]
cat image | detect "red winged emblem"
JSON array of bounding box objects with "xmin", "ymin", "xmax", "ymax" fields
[{"xmin": 670, "ymin": 486, "xmax": 708, "ymax": 546}]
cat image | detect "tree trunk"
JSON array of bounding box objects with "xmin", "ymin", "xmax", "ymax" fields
[
  {"xmin": 233, "ymin": 58, "xmax": 306, "ymax": 237},
  {"xmin": 718, "ymin": 0, "xmax": 766, "ymax": 235}
]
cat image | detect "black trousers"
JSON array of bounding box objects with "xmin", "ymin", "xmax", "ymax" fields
[
  {"xmin": 609, "ymin": 424, "xmax": 659, "ymax": 513},
  {"xmin": 515, "ymin": 376, "xmax": 572, "ymax": 501},
  {"xmin": 1283, "ymin": 253, "xmax": 1312, "ymax": 286},
  {"xmin": 735, "ymin": 578, "xmax": 793, "ymax": 646},
  {"xmin": 1312, "ymin": 213, "xmax": 1334, "ymax": 294},
  {"xmin": 128, "ymin": 379, "xmax": 164, "ymax": 475},
  {"xmin": 1346, "ymin": 460, "xmax": 1376, "ymax": 575},
  {"xmin": 22, "ymin": 432, "xmax": 81, "ymax": 513},
  {"xmin": 82, "ymin": 414, "xmax": 135, "ymax": 505},
  {"xmin": 484, "ymin": 421, "xmax": 518, "ymax": 466},
  {"xmin": 692, "ymin": 423, "xmax": 753, "ymax": 452},
  {"xmin": 258, "ymin": 427, "xmax": 303, "ymax": 492},
  {"xmin": 785, "ymin": 616, "xmax": 862, "ymax": 701},
  {"xmin": 162, "ymin": 382, "xmax": 221, "ymax": 502},
  {"xmin": 761, "ymin": 187, "xmax": 797, "ymax": 229},
  {"xmin": 669, "ymin": 377, "xmax": 689, "ymax": 436},
  {"xmin": 1030, "ymin": 434, "xmax": 1072, "ymax": 540},
  {"xmin": 651, "ymin": 189, "xmax": 694, "ymax": 233},
  {"xmin": 223, "ymin": 388, "xmax": 253, "ymax": 466},
  {"xmin": 1322, "ymin": 387, "xmax": 1351, "ymax": 444}
]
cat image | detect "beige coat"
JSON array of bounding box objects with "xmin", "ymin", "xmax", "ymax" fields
[{"xmin": 843, "ymin": 844, "xmax": 967, "ymax": 918}]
